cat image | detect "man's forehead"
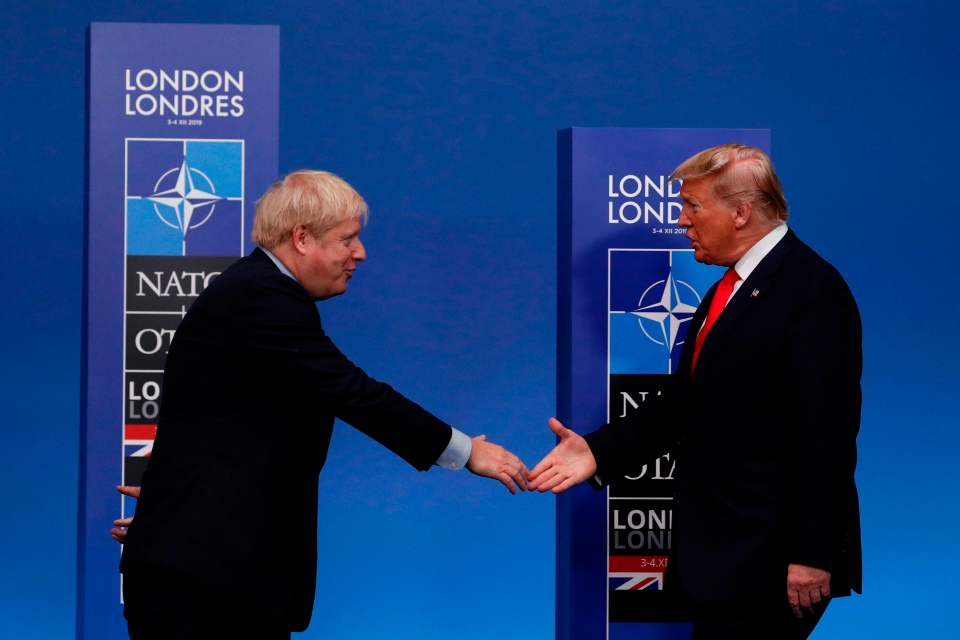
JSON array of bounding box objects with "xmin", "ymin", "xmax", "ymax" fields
[{"xmin": 680, "ymin": 176, "xmax": 713, "ymax": 199}]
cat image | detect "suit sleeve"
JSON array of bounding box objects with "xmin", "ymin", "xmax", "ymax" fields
[
  {"xmin": 584, "ymin": 282, "xmax": 714, "ymax": 486},
  {"xmin": 242, "ymin": 282, "xmax": 453, "ymax": 471},
  {"xmin": 583, "ymin": 377, "xmax": 683, "ymax": 486},
  {"xmin": 782, "ymin": 269, "xmax": 862, "ymax": 570}
]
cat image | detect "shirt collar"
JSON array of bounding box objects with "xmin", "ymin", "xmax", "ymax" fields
[
  {"xmin": 260, "ymin": 247, "xmax": 296, "ymax": 281},
  {"xmin": 734, "ymin": 223, "xmax": 788, "ymax": 281}
]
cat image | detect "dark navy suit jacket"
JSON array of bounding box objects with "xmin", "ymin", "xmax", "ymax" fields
[
  {"xmin": 121, "ymin": 248, "xmax": 453, "ymax": 630},
  {"xmin": 585, "ymin": 230, "xmax": 862, "ymax": 607}
]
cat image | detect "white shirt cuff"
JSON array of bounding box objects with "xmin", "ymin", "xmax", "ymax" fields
[{"xmin": 435, "ymin": 428, "xmax": 472, "ymax": 470}]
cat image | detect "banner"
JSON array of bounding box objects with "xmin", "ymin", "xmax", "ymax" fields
[
  {"xmin": 80, "ymin": 22, "xmax": 278, "ymax": 639},
  {"xmin": 556, "ymin": 128, "xmax": 771, "ymax": 640}
]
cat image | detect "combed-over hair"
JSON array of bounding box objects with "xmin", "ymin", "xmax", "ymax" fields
[
  {"xmin": 670, "ymin": 144, "xmax": 788, "ymax": 222},
  {"xmin": 251, "ymin": 170, "xmax": 369, "ymax": 249}
]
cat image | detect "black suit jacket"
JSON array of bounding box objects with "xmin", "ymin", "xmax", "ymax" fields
[
  {"xmin": 120, "ymin": 248, "xmax": 453, "ymax": 631},
  {"xmin": 585, "ymin": 229, "xmax": 862, "ymax": 607}
]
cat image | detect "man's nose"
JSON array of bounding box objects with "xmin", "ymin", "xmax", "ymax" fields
[
  {"xmin": 353, "ymin": 239, "xmax": 367, "ymax": 261},
  {"xmin": 677, "ymin": 209, "xmax": 691, "ymax": 227}
]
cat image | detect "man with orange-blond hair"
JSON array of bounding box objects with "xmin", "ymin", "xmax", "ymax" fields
[{"xmin": 530, "ymin": 145, "xmax": 862, "ymax": 639}]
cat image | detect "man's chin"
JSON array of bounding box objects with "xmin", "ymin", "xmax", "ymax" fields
[{"xmin": 314, "ymin": 285, "xmax": 348, "ymax": 301}]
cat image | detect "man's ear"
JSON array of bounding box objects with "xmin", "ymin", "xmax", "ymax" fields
[
  {"xmin": 733, "ymin": 200, "xmax": 753, "ymax": 230},
  {"xmin": 291, "ymin": 224, "xmax": 310, "ymax": 255}
]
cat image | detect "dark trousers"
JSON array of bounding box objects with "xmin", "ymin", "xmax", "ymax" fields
[
  {"xmin": 690, "ymin": 599, "xmax": 830, "ymax": 640},
  {"xmin": 123, "ymin": 563, "xmax": 291, "ymax": 640}
]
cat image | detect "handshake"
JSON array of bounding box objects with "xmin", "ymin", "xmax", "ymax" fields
[
  {"xmin": 458, "ymin": 417, "xmax": 599, "ymax": 494},
  {"xmin": 112, "ymin": 417, "xmax": 596, "ymax": 542}
]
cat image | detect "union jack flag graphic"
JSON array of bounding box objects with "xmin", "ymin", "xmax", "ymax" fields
[
  {"xmin": 124, "ymin": 423, "xmax": 157, "ymax": 458},
  {"xmin": 609, "ymin": 556, "xmax": 667, "ymax": 591},
  {"xmin": 123, "ymin": 423, "xmax": 156, "ymax": 487},
  {"xmin": 610, "ymin": 573, "xmax": 662, "ymax": 591}
]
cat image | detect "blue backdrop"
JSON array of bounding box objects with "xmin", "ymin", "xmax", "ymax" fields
[{"xmin": 1, "ymin": 2, "xmax": 957, "ymax": 638}]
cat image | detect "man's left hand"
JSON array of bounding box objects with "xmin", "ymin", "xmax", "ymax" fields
[
  {"xmin": 787, "ymin": 563, "xmax": 831, "ymax": 618},
  {"xmin": 110, "ymin": 485, "xmax": 141, "ymax": 543},
  {"xmin": 467, "ymin": 436, "xmax": 529, "ymax": 494}
]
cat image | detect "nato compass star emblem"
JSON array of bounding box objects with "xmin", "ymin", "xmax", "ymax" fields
[
  {"xmin": 631, "ymin": 273, "xmax": 702, "ymax": 353},
  {"xmin": 147, "ymin": 158, "xmax": 223, "ymax": 242}
]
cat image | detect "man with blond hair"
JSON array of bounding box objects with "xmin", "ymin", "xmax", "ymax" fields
[
  {"xmin": 118, "ymin": 170, "xmax": 529, "ymax": 639},
  {"xmin": 530, "ymin": 145, "xmax": 862, "ymax": 638}
]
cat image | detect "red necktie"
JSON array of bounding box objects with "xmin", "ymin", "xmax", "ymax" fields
[{"xmin": 691, "ymin": 268, "xmax": 741, "ymax": 373}]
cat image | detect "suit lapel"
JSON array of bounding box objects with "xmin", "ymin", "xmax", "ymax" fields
[{"xmin": 688, "ymin": 229, "xmax": 800, "ymax": 373}]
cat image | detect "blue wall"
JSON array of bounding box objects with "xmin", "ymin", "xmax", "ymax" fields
[{"xmin": 1, "ymin": 1, "xmax": 957, "ymax": 638}]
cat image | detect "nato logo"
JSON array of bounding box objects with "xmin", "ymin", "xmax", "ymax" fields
[
  {"xmin": 126, "ymin": 138, "xmax": 244, "ymax": 256},
  {"xmin": 609, "ymin": 249, "xmax": 718, "ymax": 374}
]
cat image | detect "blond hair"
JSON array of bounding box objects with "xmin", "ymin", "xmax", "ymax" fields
[
  {"xmin": 671, "ymin": 144, "xmax": 788, "ymax": 222},
  {"xmin": 251, "ymin": 170, "xmax": 369, "ymax": 249}
]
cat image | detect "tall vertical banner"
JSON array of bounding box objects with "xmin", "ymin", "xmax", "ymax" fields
[
  {"xmin": 557, "ymin": 128, "xmax": 770, "ymax": 640},
  {"xmin": 81, "ymin": 23, "xmax": 278, "ymax": 639}
]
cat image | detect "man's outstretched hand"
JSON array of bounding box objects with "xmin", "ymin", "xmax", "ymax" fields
[
  {"xmin": 467, "ymin": 435, "xmax": 529, "ymax": 494},
  {"xmin": 110, "ymin": 485, "xmax": 140, "ymax": 543},
  {"xmin": 527, "ymin": 417, "xmax": 597, "ymax": 493}
]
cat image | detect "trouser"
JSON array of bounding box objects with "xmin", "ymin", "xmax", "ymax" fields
[
  {"xmin": 690, "ymin": 598, "xmax": 830, "ymax": 640},
  {"xmin": 122, "ymin": 562, "xmax": 291, "ymax": 640}
]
